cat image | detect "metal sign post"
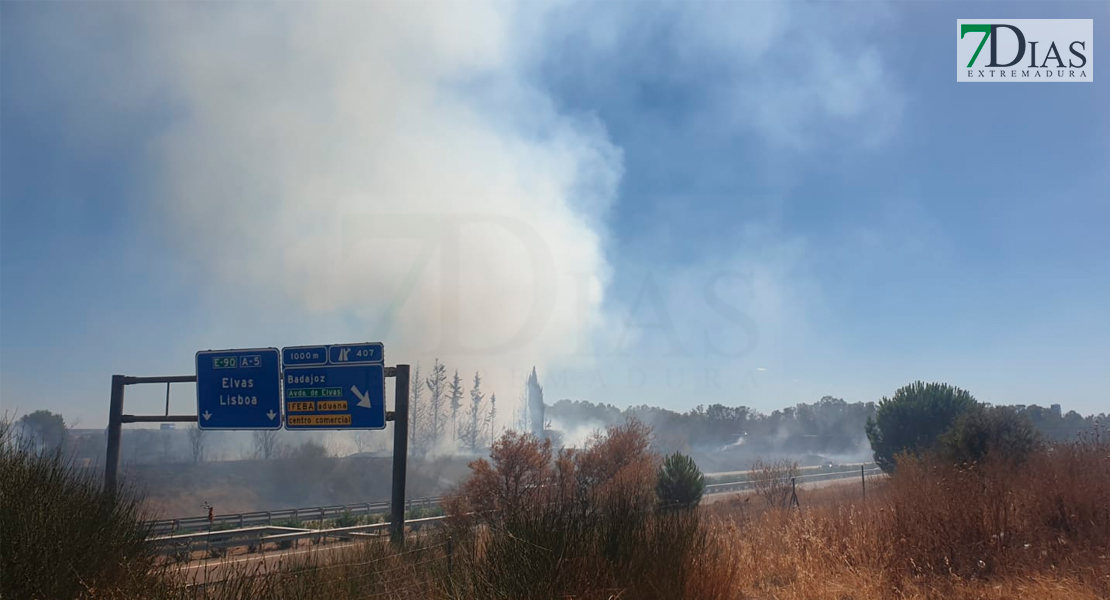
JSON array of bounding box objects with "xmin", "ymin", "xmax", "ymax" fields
[
  {"xmin": 104, "ymin": 375, "xmax": 198, "ymax": 494},
  {"xmin": 105, "ymin": 375, "xmax": 126, "ymax": 494},
  {"xmin": 389, "ymin": 364, "xmax": 410, "ymax": 547}
]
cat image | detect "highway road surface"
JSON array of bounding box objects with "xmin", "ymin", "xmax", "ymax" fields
[{"xmin": 177, "ymin": 539, "xmax": 369, "ymax": 586}]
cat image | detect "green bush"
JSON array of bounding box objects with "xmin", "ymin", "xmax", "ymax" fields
[
  {"xmin": 334, "ymin": 509, "xmax": 359, "ymax": 527},
  {"xmin": 656, "ymin": 452, "xmax": 705, "ymax": 510},
  {"xmin": 0, "ymin": 420, "xmax": 163, "ymax": 599},
  {"xmin": 272, "ymin": 517, "xmax": 306, "ymax": 549},
  {"xmin": 865, "ymin": 381, "xmax": 978, "ymax": 472},
  {"xmin": 407, "ymin": 505, "xmax": 446, "ymax": 520},
  {"xmin": 938, "ymin": 405, "xmax": 1043, "ymax": 466}
]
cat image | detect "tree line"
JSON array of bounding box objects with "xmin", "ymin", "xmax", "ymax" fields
[
  {"xmin": 11, "ymin": 384, "xmax": 1103, "ymax": 464},
  {"xmin": 408, "ymin": 360, "xmax": 499, "ymax": 456},
  {"xmin": 865, "ymin": 381, "xmax": 1108, "ymax": 472},
  {"xmin": 546, "ymin": 395, "xmax": 1105, "ymax": 458}
]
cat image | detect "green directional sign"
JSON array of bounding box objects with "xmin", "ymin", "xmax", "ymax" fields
[
  {"xmin": 213, "ymin": 357, "xmax": 237, "ymax": 369},
  {"xmin": 286, "ymin": 387, "xmax": 343, "ymax": 399}
]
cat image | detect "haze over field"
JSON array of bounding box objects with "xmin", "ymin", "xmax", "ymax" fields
[{"xmin": 2, "ymin": 2, "xmax": 1108, "ymax": 430}]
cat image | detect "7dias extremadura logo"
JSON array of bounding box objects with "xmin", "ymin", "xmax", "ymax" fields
[{"xmin": 957, "ymin": 19, "xmax": 1093, "ymax": 82}]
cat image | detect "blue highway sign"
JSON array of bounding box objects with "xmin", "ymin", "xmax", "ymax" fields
[
  {"xmin": 283, "ymin": 345, "xmax": 327, "ymax": 366},
  {"xmin": 328, "ymin": 342, "xmax": 383, "ymax": 365},
  {"xmin": 195, "ymin": 348, "xmax": 282, "ymax": 430},
  {"xmin": 282, "ymin": 342, "xmax": 386, "ymax": 430}
]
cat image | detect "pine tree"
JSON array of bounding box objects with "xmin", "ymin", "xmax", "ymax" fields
[
  {"xmin": 465, "ymin": 372, "xmax": 485, "ymax": 452},
  {"xmin": 865, "ymin": 381, "xmax": 978, "ymax": 472},
  {"xmin": 425, "ymin": 359, "xmax": 448, "ymax": 446},
  {"xmin": 410, "ymin": 363, "xmax": 426, "ymax": 455},
  {"xmin": 486, "ymin": 393, "xmax": 497, "ymax": 448},
  {"xmin": 656, "ymin": 452, "xmax": 705, "ymax": 510},
  {"xmin": 448, "ymin": 369, "xmax": 464, "ymax": 445}
]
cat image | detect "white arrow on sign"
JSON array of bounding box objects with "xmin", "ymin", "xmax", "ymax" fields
[
  {"xmin": 351, "ymin": 385, "xmax": 372, "ymax": 409},
  {"xmin": 266, "ymin": 410, "xmax": 277, "ymax": 420},
  {"xmin": 202, "ymin": 411, "xmax": 212, "ymax": 421}
]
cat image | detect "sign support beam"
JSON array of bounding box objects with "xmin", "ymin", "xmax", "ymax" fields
[
  {"xmin": 105, "ymin": 375, "xmax": 125, "ymax": 494},
  {"xmin": 389, "ymin": 364, "xmax": 410, "ymax": 547},
  {"xmin": 104, "ymin": 374, "xmax": 199, "ymax": 494}
]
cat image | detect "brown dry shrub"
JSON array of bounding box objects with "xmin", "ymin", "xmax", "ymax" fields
[
  {"xmin": 442, "ymin": 419, "xmax": 739, "ymax": 600},
  {"xmin": 455, "ymin": 430, "xmax": 553, "ymax": 523},
  {"xmin": 705, "ymin": 432, "xmax": 1110, "ymax": 599},
  {"xmin": 749, "ymin": 456, "xmax": 801, "ymax": 509},
  {"xmin": 875, "ymin": 432, "xmax": 1110, "ymax": 580}
]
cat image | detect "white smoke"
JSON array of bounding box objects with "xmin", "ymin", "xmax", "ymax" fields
[
  {"xmin": 549, "ymin": 418, "xmax": 609, "ymax": 449},
  {"xmin": 4, "ymin": 1, "xmax": 906, "ymax": 426},
  {"xmin": 123, "ymin": 2, "xmax": 624, "ymax": 415}
]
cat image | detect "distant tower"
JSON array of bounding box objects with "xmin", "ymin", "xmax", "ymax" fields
[{"xmin": 527, "ymin": 367, "xmax": 545, "ymax": 436}]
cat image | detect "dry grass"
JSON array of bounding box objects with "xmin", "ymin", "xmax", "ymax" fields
[
  {"xmin": 5, "ymin": 420, "xmax": 1107, "ymax": 599},
  {"xmin": 700, "ymin": 430, "xmax": 1110, "ymax": 600}
]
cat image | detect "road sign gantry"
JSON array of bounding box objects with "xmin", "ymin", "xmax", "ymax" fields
[{"xmin": 124, "ymin": 343, "xmax": 406, "ymax": 545}]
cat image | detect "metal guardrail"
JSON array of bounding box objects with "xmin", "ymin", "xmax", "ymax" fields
[
  {"xmin": 153, "ymin": 516, "xmax": 448, "ymax": 556},
  {"xmin": 150, "ymin": 496, "xmax": 443, "ymax": 535},
  {"xmin": 155, "ymin": 468, "xmax": 882, "ymax": 559},
  {"xmin": 153, "ymin": 462, "xmax": 880, "ymax": 534},
  {"xmin": 704, "ymin": 461, "xmax": 872, "ymax": 480},
  {"xmin": 154, "ymin": 466, "xmax": 878, "ymax": 534},
  {"xmin": 704, "ymin": 466, "xmax": 882, "ymax": 494}
]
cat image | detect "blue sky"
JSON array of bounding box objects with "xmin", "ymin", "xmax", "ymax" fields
[{"xmin": 2, "ymin": 1, "xmax": 1108, "ymax": 427}]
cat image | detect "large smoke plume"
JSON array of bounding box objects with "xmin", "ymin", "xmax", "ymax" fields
[{"xmin": 119, "ymin": 2, "xmax": 625, "ymax": 420}]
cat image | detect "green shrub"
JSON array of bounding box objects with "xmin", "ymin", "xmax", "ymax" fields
[
  {"xmin": 865, "ymin": 381, "xmax": 978, "ymax": 472},
  {"xmin": 334, "ymin": 509, "xmax": 359, "ymax": 527},
  {"xmin": 272, "ymin": 517, "xmax": 305, "ymax": 549},
  {"xmin": 938, "ymin": 405, "xmax": 1043, "ymax": 466},
  {"xmin": 0, "ymin": 420, "xmax": 163, "ymax": 599},
  {"xmin": 656, "ymin": 452, "xmax": 705, "ymax": 510},
  {"xmin": 407, "ymin": 505, "xmax": 445, "ymax": 520}
]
